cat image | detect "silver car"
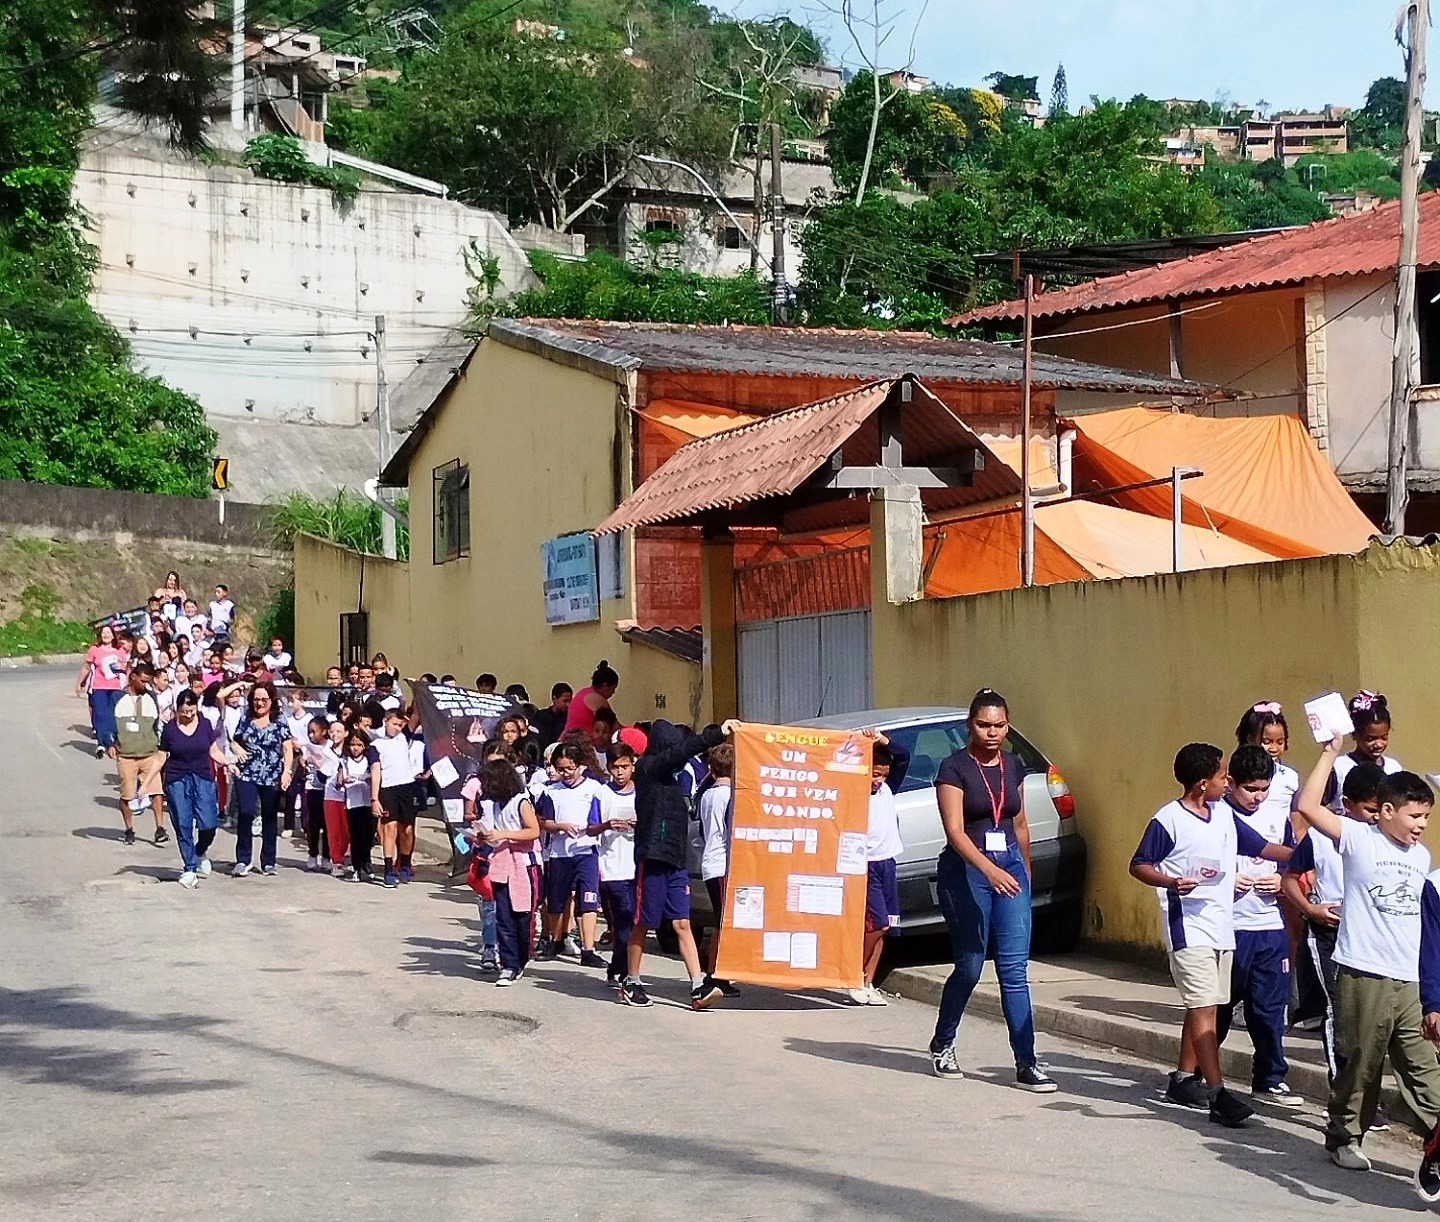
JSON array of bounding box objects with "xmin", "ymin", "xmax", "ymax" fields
[{"xmin": 794, "ymin": 707, "xmax": 1087, "ymax": 947}]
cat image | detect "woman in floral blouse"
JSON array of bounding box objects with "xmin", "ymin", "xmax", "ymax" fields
[{"xmin": 229, "ymin": 681, "xmax": 295, "ymax": 876}]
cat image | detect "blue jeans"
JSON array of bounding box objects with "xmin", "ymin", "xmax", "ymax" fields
[
  {"xmin": 931, "ymin": 843, "xmax": 1038, "ymax": 1068},
  {"xmin": 478, "ymin": 897, "xmax": 498, "ymax": 952},
  {"xmin": 90, "ymin": 688, "xmax": 122, "ymax": 748},
  {"xmin": 165, "ymin": 773, "xmax": 219, "ymax": 873},
  {"xmin": 235, "ymin": 779, "xmax": 280, "ymax": 868}
]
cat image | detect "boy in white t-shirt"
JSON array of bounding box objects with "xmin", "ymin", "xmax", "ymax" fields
[
  {"xmin": 697, "ymin": 742, "xmax": 741, "ymax": 1001},
  {"xmin": 597, "ymin": 744, "xmax": 638, "ymax": 988},
  {"xmin": 1129, "ymin": 742, "xmax": 1292, "ymax": 1128},
  {"xmin": 1216, "ymin": 744, "xmax": 1302, "ymax": 1108},
  {"xmin": 1294, "ymin": 737, "xmax": 1440, "ymax": 1180},
  {"xmin": 850, "ymin": 730, "xmax": 910, "ymax": 1007},
  {"xmin": 209, "ymin": 585, "xmax": 235, "ymax": 638}
]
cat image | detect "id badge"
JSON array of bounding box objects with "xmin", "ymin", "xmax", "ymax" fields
[{"xmin": 984, "ymin": 830, "xmax": 1007, "ymax": 853}]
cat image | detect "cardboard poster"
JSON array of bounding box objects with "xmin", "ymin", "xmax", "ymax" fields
[
  {"xmin": 410, "ymin": 681, "xmax": 516, "ymax": 821},
  {"xmin": 714, "ymin": 722, "xmax": 873, "ymax": 990}
]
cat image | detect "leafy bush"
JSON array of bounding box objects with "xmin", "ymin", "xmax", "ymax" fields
[
  {"xmin": 256, "ymin": 586, "xmax": 295, "ymax": 650},
  {"xmin": 242, "ymin": 133, "xmax": 361, "ymax": 203},
  {"xmin": 266, "ymin": 489, "xmax": 410, "ymax": 560}
]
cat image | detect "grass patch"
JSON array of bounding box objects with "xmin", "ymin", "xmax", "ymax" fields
[{"xmin": 0, "ymin": 613, "xmax": 92, "ymax": 657}]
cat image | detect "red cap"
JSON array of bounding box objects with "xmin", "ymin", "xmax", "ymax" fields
[{"xmin": 618, "ymin": 725, "xmax": 648, "ymax": 755}]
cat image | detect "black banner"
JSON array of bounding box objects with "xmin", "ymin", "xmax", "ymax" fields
[{"xmin": 410, "ymin": 681, "xmax": 515, "ymax": 827}]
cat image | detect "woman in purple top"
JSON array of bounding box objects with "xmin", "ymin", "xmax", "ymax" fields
[
  {"xmin": 157, "ymin": 689, "xmax": 230, "ymax": 888},
  {"xmin": 927, "ymin": 688, "xmax": 1055, "ymax": 1093}
]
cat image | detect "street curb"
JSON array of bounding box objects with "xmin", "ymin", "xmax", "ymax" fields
[
  {"xmin": 414, "ymin": 819, "xmax": 462, "ymax": 874},
  {"xmin": 883, "ymin": 965, "xmax": 1380, "ymax": 1112},
  {"xmin": 0, "ymin": 652, "xmax": 86, "ymax": 669}
]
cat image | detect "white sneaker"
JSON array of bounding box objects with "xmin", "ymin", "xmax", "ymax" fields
[
  {"xmin": 562, "ymin": 934, "xmax": 581, "ymax": 958},
  {"xmin": 331, "ymin": 863, "xmax": 347, "ymax": 878},
  {"xmin": 196, "ymin": 857, "xmax": 212, "ymax": 877},
  {"xmin": 231, "ymin": 861, "xmax": 251, "ymax": 878},
  {"xmin": 866, "ymin": 984, "xmax": 889, "ymax": 1006},
  {"xmin": 495, "ymin": 970, "xmax": 518, "ymax": 987},
  {"xmin": 178, "ymin": 870, "xmax": 198, "ymax": 889},
  {"xmin": 1330, "ymin": 1144, "xmax": 1372, "ymax": 1172},
  {"xmin": 305, "ymin": 856, "xmax": 320, "ymax": 871},
  {"xmin": 320, "ymin": 858, "xmax": 332, "ymax": 871},
  {"xmin": 848, "ymin": 987, "xmax": 870, "ymax": 1006}
]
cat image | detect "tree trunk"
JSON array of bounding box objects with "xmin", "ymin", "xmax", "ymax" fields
[
  {"xmin": 751, "ymin": 141, "xmax": 765, "ymax": 274},
  {"xmin": 854, "ymin": 69, "xmax": 883, "ymax": 205}
]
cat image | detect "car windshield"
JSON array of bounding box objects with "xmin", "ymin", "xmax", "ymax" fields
[{"xmin": 886, "ymin": 718, "xmax": 1048, "ymax": 793}]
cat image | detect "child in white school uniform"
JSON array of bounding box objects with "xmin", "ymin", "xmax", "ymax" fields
[
  {"xmin": 696, "ymin": 742, "xmax": 741, "ymax": 1000},
  {"xmin": 1326, "ymin": 690, "xmax": 1403, "ymax": 814},
  {"xmin": 850, "ymin": 730, "xmax": 910, "ymax": 1007},
  {"xmin": 597, "ymin": 744, "xmax": 638, "ymax": 988},
  {"xmin": 1129, "ymin": 742, "xmax": 1292, "ymax": 1129},
  {"xmin": 1294, "ymin": 735, "xmax": 1440, "ymax": 1180}
]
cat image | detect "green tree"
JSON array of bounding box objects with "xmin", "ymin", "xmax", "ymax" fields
[
  {"xmin": 0, "ymin": 1, "xmax": 216, "ymax": 496},
  {"xmin": 984, "ymin": 72, "xmax": 1039, "ymax": 101},
  {"xmin": 1049, "ymin": 63, "xmax": 1068, "ymax": 119},
  {"xmin": 826, "ymin": 72, "xmax": 970, "ymax": 193}
]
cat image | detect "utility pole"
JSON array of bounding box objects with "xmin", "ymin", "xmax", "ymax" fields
[
  {"xmin": 375, "ymin": 314, "xmax": 397, "ymax": 560},
  {"xmin": 230, "ymin": 0, "xmax": 245, "ymax": 132},
  {"xmin": 1386, "ymin": 0, "xmax": 1428, "ymax": 535},
  {"xmin": 1020, "ymin": 274, "xmax": 1035, "ymax": 588},
  {"xmin": 770, "ymin": 123, "xmax": 788, "ymax": 325}
]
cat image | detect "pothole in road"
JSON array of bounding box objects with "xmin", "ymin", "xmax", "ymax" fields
[{"xmin": 392, "ymin": 1008, "xmax": 539, "ymax": 1038}]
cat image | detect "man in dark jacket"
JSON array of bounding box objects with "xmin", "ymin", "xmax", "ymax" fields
[{"xmin": 623, "ymin": 718, "xmax": 735, "ymax": 1009}]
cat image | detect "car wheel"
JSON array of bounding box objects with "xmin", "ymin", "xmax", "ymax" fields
[{"xmin": 1033, "ymin": 901, "xmax": 1083, "ymax": 955}]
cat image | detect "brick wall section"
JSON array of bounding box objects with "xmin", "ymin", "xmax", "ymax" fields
[{"xmin": 1302, "ymin": 284, "xmax": 1330, "ymax": 451}]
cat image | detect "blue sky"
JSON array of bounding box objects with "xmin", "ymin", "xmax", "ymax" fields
[{"xmin": 710, "ymin": 1, "xmax": 1415, "ymax": 111}]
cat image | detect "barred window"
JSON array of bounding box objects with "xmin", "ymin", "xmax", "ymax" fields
[{"xmin": 432, "ymin": 460, "xmax": 470, "ymax": 563}]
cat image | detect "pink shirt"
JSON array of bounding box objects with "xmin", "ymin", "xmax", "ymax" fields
[
  {"xmin": 564, "ymin": 686, "xmax": 601, "ymax": 736},
  {"xmin": 87, "ymin": 645, "xmax": 127, "ymax": 691}
]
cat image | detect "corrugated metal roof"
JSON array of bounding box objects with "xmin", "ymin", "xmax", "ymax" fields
[
  {"xmin": 951, "ymin": 191, "xmax": 1440, "ymax": 326},
  {"xmin": 595, "ymin": 377, "xmax": 1024, "ymax": 536},
  {"xmin": 489, "ymin": 317, "xmax": 1211, "ymax": 395},
  {"xmin": 616, "ymin": 622, "xmax": 703, "ymax": 662}
]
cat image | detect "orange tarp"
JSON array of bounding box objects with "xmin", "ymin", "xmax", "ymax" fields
[
  {"xmin": 1067, "ymin": 408, "xmax": 1376, "ymax": 559},
  {"xmin": 638, "ymin": 399, "xmax": 759, "ymax": 478},
  {"xmin": 922, "ymin": 500, "xmax": 1276, "ymax": 598}
]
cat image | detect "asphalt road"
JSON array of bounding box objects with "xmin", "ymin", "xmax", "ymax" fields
[{"xmin": 1, "ymin": 665, "xmax": 1430, "ymax": 1221}]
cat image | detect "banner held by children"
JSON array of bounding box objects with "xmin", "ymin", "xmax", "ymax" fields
[
  {"xmin": 715, "ymin": 722, "xmax": 873, "ymax": 990},
  {"xmin": 410, "ymin": 681, "xmax": 515, "ymax": 829}
]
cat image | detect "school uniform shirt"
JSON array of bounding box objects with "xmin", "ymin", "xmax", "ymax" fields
[
  {"xmin": 262, "ymin": 651, "xmax": 292, "ymax": 674},
  {"xmin": 1230, "ymin": 796, "xmax": 1294, "ymax": 933},
  {"xmin": 537, "ymin": 777, "xmax": 605, "ymax": 858},
  {"xmin": 1287, "ymin": 826, "xmax": 1346, "ymax": 905},
  {"xmin": 324, "ymin": 753, "xmax": 349, "ymax": 804},
  {"xmin": 1334, "ymin": 820, "xmax": 1430, "ymax": 981},
  {"xmin": 1131, "ymin": 799, "xmax": 1273, "ymax": 952},
  {"xmin": 337, "ymin": 754, "xmax": 373, "ymax": 808},
  {"xmin": 376, "ymin": 693, "xmax": 402, "ymax": 712},
  {"xmin": 283, "ymin": 711, "xmax": 313, "ymax": 746},
  {"xmin": 367, "ymin": 731, "xmax": 418, "ymax": 788},
  {"xmin": 480, "ymin": 792, "xmax": 533, "ymax": 839},
  {"xmin": 305, "ymin": 742, "xmax": 340, "ymax": 792},
  {"xmin": 1328, "ymin": 752, "xmax": 1403, "ymax": 814},
  {"xmin": 1257, "ymin": 761, "xmax": 1300, "ymax": 823},
  {"xmin": 598, "ymin": 785, "xmax": 637, "ymax": 882},
  {"xmin": 209, "ymin": 598, "xmax": 235, "ymax": 635},
  {"xmin": 866, "ymin": 780, "xmax": 905, "ymax": 863},
  {"xmin": 697, "ymin": 783, "xmax": 733, "ymax": 881}
]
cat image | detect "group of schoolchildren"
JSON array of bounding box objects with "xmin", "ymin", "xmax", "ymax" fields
[{"xmin": 1131, "ymin": 691, "xmax": 1440, "ymax": 1201}]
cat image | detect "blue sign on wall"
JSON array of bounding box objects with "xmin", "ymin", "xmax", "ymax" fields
[{"xmin": 542, "ymin": 532, "xmax": 599, "ymax": 625}]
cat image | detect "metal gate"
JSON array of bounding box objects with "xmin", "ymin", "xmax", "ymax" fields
[{"xmin": 734, "ymin": 548, "xmax": 873, "ymax": 723}]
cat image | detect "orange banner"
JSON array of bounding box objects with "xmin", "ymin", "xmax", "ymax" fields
[{"xmin": 715, "ymin": 722, "xmax": 873, "ymax": 990}]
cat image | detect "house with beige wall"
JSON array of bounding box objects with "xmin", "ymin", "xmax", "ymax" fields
[
  {"xmin": 293, "ymin": 319, "xmax": 1207, "ymax": 727},
  {"xmin": 954, "ymin": 193, "xmax": 1440, "ymax": 528}
]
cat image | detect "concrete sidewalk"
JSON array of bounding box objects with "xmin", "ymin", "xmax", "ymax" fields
[{"xmin": 883, "ymin": 955, "xmax": 1399, "ymax": 1113}]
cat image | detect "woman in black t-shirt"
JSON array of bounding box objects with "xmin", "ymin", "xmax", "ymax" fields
[{"xmin": 927, "ymin": 688, "xmax": 1056, "ymax": 1092}]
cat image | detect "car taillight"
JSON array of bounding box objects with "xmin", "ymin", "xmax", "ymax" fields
[{"xmin": 1048, "ymin": 765, "xmax": 1075, "ymax": 819}]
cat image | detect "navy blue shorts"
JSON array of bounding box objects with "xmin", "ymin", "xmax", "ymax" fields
[
  {"xmin": 636, "ymin": 860, "xmax": 691, "ymax": 926},
  {"xmin": 545, "ymin": 853, "xmax": 600, "ymax": 915},
  {"xmin": 866, "ymin": 857, "xmax": 900, "ymax": 934}
]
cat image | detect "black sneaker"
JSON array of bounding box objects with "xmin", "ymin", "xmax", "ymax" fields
[
  {"xmin": 620, "ymin": 979, "xmax": 652, "ymax": 1007},
  {"xmin": 153, "ymin": 826, "xmax": 169, "ymax": 846},
  {"xmin": 123, "ymin": 827, "xmax": 136, "ymax": 845},
  {"xmin": 1209, "ymin": 1085, "xmax": 1254, "ymax": 1128},
  {"xmin": 690, "ymin": 981, "xmax": 723, "ymax": 1010},
  {"xmin": 95, "ymin": 745, "xmax": 105, "ymax": 759},
  {"xmin": 706, "ymin": 976, "xmax": 742, "ymax": 998},
  {"xmin": 1165, "ymin": 1071, "xmax": 1212, "ymax": 1111},
  {"xmin": 579, "ymin": 949, "xmax": 608, "ymax": 970},
  {"xmin": 606, "ymin": 969, "xmax": 623, "ymax": 988},
  {"xmin": 535, "ymin": 940, "xmax": 559, "ymax": 962},
  {"xmin": 1416, "ymin": 1127, "xmax": 1440, "ymax": 1202},
  {"xmin": 1016, "ymin": 1064, "xmax": 1058, "ymax": 1093},
  {"xmin": 930, "ymin": 1043, "xmax": 964, "ymax": 1079}
]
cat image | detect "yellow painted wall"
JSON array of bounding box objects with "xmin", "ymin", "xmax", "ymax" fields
[
  {"xmin": 295, "ymin": 339, "xmax": 707, "ymax": 728},
  {"xmin": 864, "ymin": 542, "xmax": 1440, "ymax": 953}
]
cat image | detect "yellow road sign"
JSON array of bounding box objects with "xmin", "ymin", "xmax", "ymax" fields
[{"xmin": 211, "ymin": 457, "xmax": 229, "ymax": 491}]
